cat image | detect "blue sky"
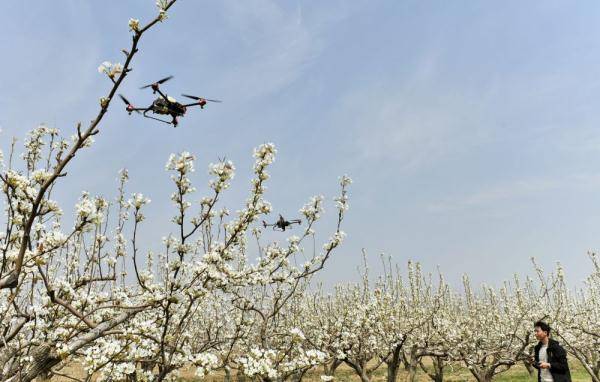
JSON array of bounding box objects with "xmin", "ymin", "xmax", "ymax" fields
[{"xmin": 2, "ymin": 1, "xmax": 600, "ymax": 288}]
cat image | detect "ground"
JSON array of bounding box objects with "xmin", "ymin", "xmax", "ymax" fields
[{"xmin": 52, "ymin": 357, "xmax": 591, "ymax": 381}]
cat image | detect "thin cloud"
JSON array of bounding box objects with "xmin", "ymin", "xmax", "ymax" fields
[
  {"xmin": 331, "ymin": 78, "xmax": 489, "ymax": 171},
  {"xmin": 427, "ymin": 173, "xmax": 600, "ymax": 213},
  {"xmin": 215, "ymin": 1, "xmax": 322, "ymax": 101}
]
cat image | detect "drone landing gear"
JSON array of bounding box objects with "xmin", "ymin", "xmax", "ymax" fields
[{"xmin": 142, "ymin": 110, "xmax": 176, "ymax": 127}]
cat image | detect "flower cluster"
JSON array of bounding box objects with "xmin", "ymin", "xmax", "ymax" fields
[
  {"xmin": 156, "ymin": 0, "xmax": 169, "ymax": 21},
  {"xmin": 75, "ymin": 192, "xmax": 108, "ymax": 227},
  {"xmin": 209, "ymin": 160, "xmax": 235, "ymax": 192},
  {"xmin": 190, "ymin": 352, "xmax": 219, "ymax": 377},
  {"xmin": 97, "ymin": 61, "xmax": 123, "ymax": 79},
  {"xmin": 237, "ymin": 348, "xmax": 279, "ymax": 379},
  {"xmin": 129, "ymin": 192, "xmax": 151, "ymax": 209},
  {"xmin": 128, "ymin": 18, "xmax": 140, "ymax": 32},
  {"xmin": 166, "ymin": 151, "xmax": 195, "ymax": 174},
  {"xmin": 300, "ymin": 195, "xmax": 324, "ymax": 222},
  {"xmin": 22, "ymin": 124, "xmax": 58, "ymax": 171},
  {"xmin": 334, "ymin": 175, "xmax": 352, "ymax": 212}
]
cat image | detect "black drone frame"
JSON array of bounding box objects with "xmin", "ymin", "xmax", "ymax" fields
[{"xmin": 118, "ymin": 76, "xmax": 221, "ymax": 127}]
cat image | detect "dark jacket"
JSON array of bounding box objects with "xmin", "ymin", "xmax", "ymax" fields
[{"xmin": 533, "ymin": 338, "xmax": 572, "ymax": 382}]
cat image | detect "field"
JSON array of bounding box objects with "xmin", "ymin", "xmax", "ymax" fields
[
  {"xmin": 193, "ymin": 360, "xmax": 591, "ymax": 381},
  {"xmin": 52, "ymin": 357, "xmax": 591, "ymax": 381}
]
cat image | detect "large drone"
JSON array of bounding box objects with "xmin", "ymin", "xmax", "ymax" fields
[{"xmin": 118, "ymin": 76, "xmax": 221, "ymax": 127}]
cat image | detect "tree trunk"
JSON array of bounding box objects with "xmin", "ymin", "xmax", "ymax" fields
[
  {"xmin": 523, "ymin": 360, "xmax": 535, "ymax": 377},
  {"xmin": 419, "ymin": 356, "xmax": 444, "ymax": 382},
  {"xmin": 359, "ymin": 371, "xmax": 371, "ymax": 382},
  {"xmin": 236, "ymin": 371, "xmax": 248, "ymax": 382},
  {"xmin": 405, "ymin": 365, "xmax": 418, "ymax": 382},
  {"xmin": 404, "ymin": 345, "xmax": 419, "ymax": 382},
  {"xmin": 468, "ymin": 367, "xmax": 493, "ymax": 382},
  {"xmin": 36, "ymin": 370, "xmax": 52, "ymax": 382},
  {"xmin": 323, "ymin": 359, "xmax": 341, "ymax": 378},
  {"xmin": 344, "ymin": 360, "xmax": 371, "ymax": 382},
  {"xmin": 566, "ymin": 346, "xmax": 600, "ymax": 382},
  {"xmin": 386, "ymin": 344, "xmax": 403, "ymax": 382},
  {"xmin": 432, "ymin": 357, "xmax": 444, "ymax": 382},
  {"xmin": 6, "ymin": 310, "xmax": 142, "ymax": 382},
  {"xmin": 288, "ymin": 370, "xmax": 307, "ymax": 382},
  {"xmin": 401, "ymin": 350, "xmax": 411, "ymax": 371},
  {"xmin": 5, "ymin": 343, "xmax": 60, "ymax": 382},
  {"xmin": 386, "ymin": 360, "xmax": 400, "ymax": 382}
]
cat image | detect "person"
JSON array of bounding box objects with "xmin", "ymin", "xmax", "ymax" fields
[{"xmin": 532, "ymin": 321, "xmax": 572, "ymax": 382}]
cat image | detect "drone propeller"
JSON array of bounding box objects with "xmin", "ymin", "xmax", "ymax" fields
[
  {"xmin": 118, "ymin": 94, "xmax": 132, "ymax": 106},
  {"xmin": 181, "ymin": 94, "xmax": 222, "ymax": 103},
  {"xmin": 140, "ymin": 75, "xmax": 173, "ymax": 89},
  {"xmin": 118, "ymin": 94, "xmax": 141, "ymax": 114}
]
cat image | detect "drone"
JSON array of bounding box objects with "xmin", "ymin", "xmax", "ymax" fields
[
  {"xmin": 262, "ymin": 215, "xmax": 302, "ymax": 232},
  {"xmin": 118, "ymin": 76, "xmax": 221, "ymax": 127}
]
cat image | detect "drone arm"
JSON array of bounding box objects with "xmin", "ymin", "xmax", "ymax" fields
[
  {"xmin": 129, "ymin": 107, "xmax": 147, "ymax": 114},
  {"xmin": 156, "ymin": 88, "xmax": 170, "ymax": 102},
  {"xmin": 182, "ymin": 102, "xmax": 203, "ymax": 108}
]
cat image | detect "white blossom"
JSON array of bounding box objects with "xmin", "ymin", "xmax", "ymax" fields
[{"xmin": 128, "ymin": 18, "xmax": 140, "ymax": 32}]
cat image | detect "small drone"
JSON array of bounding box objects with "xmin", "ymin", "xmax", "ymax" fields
[
  {"xmin": 262, "ymin": 215, "xmax": 302, "ymax": 232},
  {"xmin": 118, "ymin": 76, "xmax": 221, "ymax": 127}
]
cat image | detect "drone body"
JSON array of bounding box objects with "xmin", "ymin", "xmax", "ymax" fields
[
  {"xmin": 119, "ymin": 76, "xmax": 221, "ymax": 127},
  {"xmin": 263, "ymin": 215, "xmax": 302, "ymax": 232},
  {"xmin": 151, "ymin": 96, "xmax": 186, "ymax": 116}
]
